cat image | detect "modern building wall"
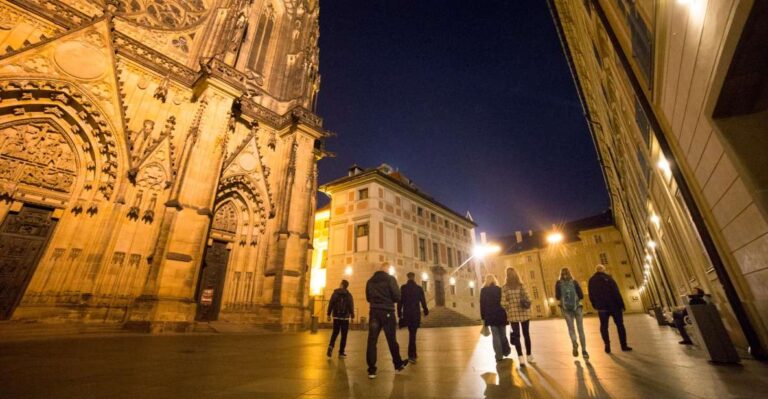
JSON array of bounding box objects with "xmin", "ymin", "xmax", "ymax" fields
[
  {"xmin": 312, "ymin": 165, "xmax": 480, "ymax": 322},
  {"xmin": 0, "ymin": 0, "xmax": 329, "ymax": 331},
  {"xmin": 549, "ymin": 0, "xmax": 768, "ymax": 357},
  {"xmin": 487, "ymin": 213, "xmax": 642, "ymax": 318}
]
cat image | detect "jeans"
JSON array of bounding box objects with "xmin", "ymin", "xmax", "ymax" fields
[
  {"xmin": 510, "ymin": 320, "xmax": 531, "ymax": 356},
  {"xmin": 328, "ymin": 319, "xmax": 350, "ymax": 353},
  {"xmin": 366, "ymin": 308, "xmax": 404, "ymax": 374},
  {"xmin": 562, "ymin": 306, "xmax": 586, "ymax": 350},
  {"xmin": 598, "ymin": 309, "xmax": 627, "ymax": 347},
  {"xmin": 407, "ymin": 325, "xmax": 419, "ymax": 359},
  {"xmin": 490, "ymin": 325, "xmax": 510, "ymax": 360}
]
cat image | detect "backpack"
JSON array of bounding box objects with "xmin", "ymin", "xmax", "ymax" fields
[
  {"xmin": 561, "ymin": 280, "xmax": 579, "ymax": 311},
  {"xmin": 334, "ymin": 291, "xmax": 348, "ymax": 316}
]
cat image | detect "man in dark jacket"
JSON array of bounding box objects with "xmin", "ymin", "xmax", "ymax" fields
[
  {"xmin": 588, "ymin": 264, "xmax": 632, "ymax": 353},
  {"xmin": 365, "ymin": 263, "xmax": 408, "ymax": 379},
  {"xmin": 398, "ymin": 272, "xmax": 429, "ymax": 363},
  {"xmin": 326, "ymin": 279, "xmax": 354, "ymax": 358}
]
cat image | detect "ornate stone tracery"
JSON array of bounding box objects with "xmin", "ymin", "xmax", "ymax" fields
[{"xmin": 116, "ymin": 0, "xmax": 211, "ymax": 30}]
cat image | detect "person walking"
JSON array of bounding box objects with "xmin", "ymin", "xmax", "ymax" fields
[
  {"xmin": 501, "ymin": 267, "xmax": 534, "ymax": 366},
  {"xmin": 398, "ymin": 272, "xmax": 429, "ymax": 363},
  {"xmin": 480, "ymin": 274, "xmax": 510, "ymax": 362},
  {"xmin": 326, "ymin": 279, "xmax": 354, "ymax": 359},
  {"xmin": 588, "ymin": 264, "xmax": 632, "ymax": 353},
  {"xmin": 365, "ymin": 263, "xmax": 408, "ymax": 379},
  {"xmin": 555, "ymin": 267, "xmax": 589, "ymax": 359}
]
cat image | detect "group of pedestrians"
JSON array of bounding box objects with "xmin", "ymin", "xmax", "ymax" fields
[
  {"xmin": 480, "ymin": 264, "xmax": 631, "ymax": 364},
  {"xmin": 325, "ymin": 262, "xmax": 631, "ymax": 378},
  {"xmin": 325, "ymin": 263, "xmax": 428, "ymax": 379}
]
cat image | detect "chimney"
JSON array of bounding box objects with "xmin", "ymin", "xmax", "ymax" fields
[
  {"xmin": 348, "ymin": 164, "xmax": 363, "ymax": 176},
  {"xmin": 515, "ymin": 231, "xmax": 522, "ymax": 243}
]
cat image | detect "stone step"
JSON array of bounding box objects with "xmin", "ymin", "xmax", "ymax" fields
[{"xmin": 420, "ymin": 306, "xmax": 481, "ymax": 328}]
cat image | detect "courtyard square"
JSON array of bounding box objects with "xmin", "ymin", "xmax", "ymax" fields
[{"xmin": 1, "ymin": 314, "xmax": 765, "ymax": 399}]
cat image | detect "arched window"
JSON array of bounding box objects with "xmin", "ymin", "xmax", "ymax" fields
[{"xmin": 248, "ymin": 12, "xmax": 274, "ymax": 73}]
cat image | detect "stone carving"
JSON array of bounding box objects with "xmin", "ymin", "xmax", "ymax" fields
[
  {"xmin": 154, "ymin": 75, "xmax": 169, "ymax": 103},
  {"xmin": 212, "ymin": 201, "xmax": 238, "ymax": 234},
  {"xmin": 116, "ymin": 0, "xmax": 210, "ymax": 30},
  {"xmin": 0, "ymin": 122, "xmax": 77, "ymax": 193}
]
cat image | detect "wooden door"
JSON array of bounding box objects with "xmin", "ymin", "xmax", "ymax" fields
[
  {"xmin": 0, "ymin": 206, "xmax": 56, "ymax": 319},
  {"xmin": 195, "ymin": 240, "xmax": 230, "ymax": 321}
]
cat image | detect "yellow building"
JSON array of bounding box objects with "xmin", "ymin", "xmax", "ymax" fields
[
  {"xmin": 312, "ymin": 164, "xmax": 480, "ymax": 324},
  {"xmin": 0, "ymin": 0, "xmax": 329, "ymax": 331},
  {"xmin": 487, "ymin": 212, "xmax": 643, "ymax": 318},
  {"xmin": 549, "ymin": 0, "xmax": 768, "ymax": 358}
]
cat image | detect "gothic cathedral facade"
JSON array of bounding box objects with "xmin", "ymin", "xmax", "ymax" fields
[{"xmin": 0, "ymin": 0, "xmax": 329, "ymax": 331}]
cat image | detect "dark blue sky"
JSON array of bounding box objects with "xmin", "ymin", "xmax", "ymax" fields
[{"xmin": 316, "ymin": 0, "xmax": 609, "ymax": 237}]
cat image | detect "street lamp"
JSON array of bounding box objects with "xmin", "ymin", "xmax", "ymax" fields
[
  {"xmin": 546, "ymin": 232, "xmax": 564, "ymax": 245},
  {"xmin": 472, "ymin": 243, "xmax": 501, "ymax": 258},
  {"xmin": 421, "ymin": 272, "xmax": 429, "ymax": 281},
  {"xmin": 344, "ymin": 265, "xmax": 353, "ymax": 276}
]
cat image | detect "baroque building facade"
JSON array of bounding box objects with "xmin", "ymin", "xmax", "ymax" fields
[
  {"xmin": 311, "ymin": 165, "xmax": 480, "ymax": 323},
  {"xmin": 549, "ymin": 0, "xmax": 768, "ymax": 358},
  {"xmin": 0, "ymin": 0, "xmax": 329, "ymax": 331},
  {"xmin": 486, "ymin": 212, "xmax": 643, "ymax": 319}
]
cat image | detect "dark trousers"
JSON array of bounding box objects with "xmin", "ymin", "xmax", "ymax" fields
[
  {"xmin": 328, "ymin": 319, "xmax": 350, "ymax": 353},
  {"xmin": 510, "ymin": 320, "xmax": 531, "ymax": 356},
  {"xmin": 407, "ymin": 325, "xmax": 419, "ymax": 359},
  {"xmin": 673, "ymin": 309, "xmax": 693, "ymax": 343},
  {"xmin": 366, "ymin": 308, "xmax": 404, "ymax": 374},
  {"xmin": 598, "ymin": 310, "xmax": 627, "ymax": 347}
]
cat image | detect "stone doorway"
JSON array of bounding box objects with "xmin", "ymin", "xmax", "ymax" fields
[
  {"xmin": 432, "ymin": 266, "xmax": 447, "ymax": 307},
  {"xmin": 0, "ymin": 205, "xmax": 57, "ymax": 320},
  {"xmin": 195, "ymin": 240, "xmax": 230, "ymax": 322}
]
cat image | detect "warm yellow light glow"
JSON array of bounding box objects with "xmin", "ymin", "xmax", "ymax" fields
[
  {"xmin": 421, "ymin": 272, "xmax": 429, "ymax": 281},
  {"xmin": 472, "ymin": 243, "xmax": 501, "ymax": 258},
  {"xmin": 648, "ymin": 240, "xmax": 657, "ymax": 249},
  {"xmin": 546, "ymin": 232, "xmax": 564, "ymax": 245},
  {"xmin": 469, "ymin": 281, "xmax": 476, "ymax": 288},
  {"xmin": 548, "ymin": 297, "xmax": 555, "ymax": 303},
  {"xmin": 644, "ymin": 264, "xmax": 650, "ymax": 271},
  {"xmin": 645, "ymin": 254, "xmax": 652, "ymax": 262},
  {"xmin": 388, "ymin": 265, "xmax": 396, "ymax": 276},
  {"xmin": 309, "ymin": 267, "xmax": 326, "ymax": 296},
  {"xmin": 344, "ymin": 265, "xmax": 353, "ymax": 276},
  {"xmin": 449, "ymin": 276, "xmax": 456, "ymax": 285},
  {"xmin": 657, "ymin": 156, "xmax": 672, "ymax": 179},
  {"xmin": 650, "ymin": 214, "xmax": 661, "ymax": 229}
]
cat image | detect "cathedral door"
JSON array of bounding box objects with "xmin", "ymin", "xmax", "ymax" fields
[
  {"xmin": 0, "ymin": 205, "xmax": 56, "ymax": 320},
  {"xmin": 195, "ymin": 240, "xmax": 230, "ymax": 322}
]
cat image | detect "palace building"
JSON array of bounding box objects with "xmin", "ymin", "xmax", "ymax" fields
[
  {"xmin": 549, "ymin": 0, "xmax": 768, "ymax": 358},
  {"xmin": 311, "ymin": 164, "xmax": 481, "ymax": 324},
  {"xmin": 0, "ymin": 0, "xmax": 329, "ymax": 331},
  {"xmin": 487, "ymin": 211, "xmax": 643, "ymax": 319}
]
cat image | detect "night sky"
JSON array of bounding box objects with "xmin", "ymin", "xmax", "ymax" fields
[{"xmin": 315, "ymin": 0, "xmax": 609, "ymax": 237}]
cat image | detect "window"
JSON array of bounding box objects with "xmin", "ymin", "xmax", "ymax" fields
[
  {"xmin": 530, "ymin": 270, "xmax": 535, "ymax": 279},
  {"xmin": 629, "ymin": 285, "xmax": 635, "ymax": 290},
  {"xmin": 355, "ymin": 223, "xmax": 369, "ymax": 252},
  {"xmin": 526, "ymin": 255, "xmax": 532, "ymax": 263},
  {"xmin": 444, "ymin": 219, "xmax": 449, "ymax": 228},
  {"xmin": 356, "ymin": 224, "xmax": 369, "ymax": 237},
  {"xmin": 248, "ymin": 12, "xmax": 274, "ymax": 73},
  {"xmin": 599, "ymin": 252, "xmax": 609, "ymax": 265},
  {"xmin": 536, "ymin": 305, "xmax": 541, "ymax": 313},
  {"xmin": 418, "ymin": 238, "xmax": 426, "ymax": 261},
  {"xmin": 469, "ymin": 287, "xmax": 475, "ymax": 297},
  {"xmin": 625, "ymin": 273, "xmax": 632, "ymax": 278},
  {"xmin": 450, "ymin": 285, "xmax": 456, "ymax": 295},
  {"xmin": 422, "ymin": 281, "xmax": 429, "ymax": 292},
  {"xmin": 447, "ymin": 248, "xmax": 454, "ymax": 267},
  {"xmin": 358, "ymin": 188, "xmax": 368, "ymax": 200},
  {"xmin": 532, "ymin": 286, "xmax": 539, "ymax": 299},
  {"xmin": 432, "ymin": 243, "xmax": 439, "ymax": 264},
  {"xmin": 594, "ymin": 234, "xmax": 603, "ymax": 244},
  {"xmin": 430, "ymin": 213, "xmax": 437, "ymax": 223},
  {"xmin": 417, "ymin": 207, "xmax": 423, "ymax": 217}
]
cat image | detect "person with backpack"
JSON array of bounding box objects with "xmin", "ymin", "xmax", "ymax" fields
[
  {"xmin": 398, "ymin": 272, "xmax": 429, "ymax": 363},
  {"xmin": 555, "ymin": 267, "xmax": 589, "ymax": 359},
  {"xmin": 501, "ymin": 267, "xmax": 534, "ymax": 366},
  {"xmin": 326, "ymin": 279, "xmax": 354, "ymax": 358}
]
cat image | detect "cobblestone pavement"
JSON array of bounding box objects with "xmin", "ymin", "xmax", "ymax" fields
[{"xmin": 1, "ymin": 314, "xmax": 766, "ymax": 398}]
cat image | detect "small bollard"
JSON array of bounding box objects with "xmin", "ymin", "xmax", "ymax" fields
[{"xmin": 310, "ymin": 315, "xmax": 319, "ymax": 333}]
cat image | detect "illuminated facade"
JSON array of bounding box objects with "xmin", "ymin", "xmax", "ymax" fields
[
  {"xmin": 549, "ymin": 0, "xmax": 768, "ymax": 358},
  {"xmin": 487, "ymin": 212, "xmax": 643, "ymax": 318},
  {"xmin": 0, "ymin": 0, "xmax": 329, "ymax": 331},
  {"xmin": 315, "ymin": 164, "xmax": 480, "ymax": 322}
]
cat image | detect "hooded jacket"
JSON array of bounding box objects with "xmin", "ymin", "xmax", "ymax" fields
[
  {"xmin": 366, "ymin": 271, "xmax": 401, "ymax": 311},
  {"xmin": 327, "ymin": 287, "xmax": 354, "ymax": 319}
]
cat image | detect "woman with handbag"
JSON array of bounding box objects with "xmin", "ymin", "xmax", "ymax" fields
[
  {"xmin": 502, "ymin": 267, "xmax": 533, "ymax": 366},
  {"xmin": 480, "ymin": 274, "xmax": 510, "ymax": 362}
]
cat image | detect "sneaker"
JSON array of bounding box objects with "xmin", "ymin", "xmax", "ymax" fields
[
  {"xmin": 518, "ymin": 356, "xmax": 526, "ymax": 367},
  {"xmin": 395, "ymin": 360, "xmax": 409, "ymax": 374},
  {"xmin": 527, "ymin": 354, "xmax": 535, "ymax": 363},
  {"xmin": 339, "ymin": 353, "xmax": 347, "ymax": 358},
  {"xmin": 368, "ymin": 373, "xmax": 377, "ymax": 379},
  {"xmin": 572, "ymin": 347, "xmax": 579, "ymax": 357},
  {"xmin": 621, "ymin": 346, "xmax": 633, "ymax": 352},
  {"xmin": 604, "ymin": 344, "xmax": 611, "ymax": 354},
  {"xmin": 408, "ymin": 357, "xmax": 417, "ymax": 364},
  {"xmin": 326, "ymin": 346, "xmax": 333, "ymax": 358},
  {"xmin": 582, "ymin": 351, "xmax": 590, "ymax": 359}
]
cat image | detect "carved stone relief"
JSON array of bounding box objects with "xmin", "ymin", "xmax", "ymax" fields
[
  {"xmin": 212, "ymin": 201, "xmax": 238, "ymax": 234},
  {"xmin": 116, "ymin": 0, "xmax": 211, "ymax": 30}
]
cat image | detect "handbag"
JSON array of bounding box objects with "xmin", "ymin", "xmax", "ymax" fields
[
  {"xmin": 519, "ymin": 288, "xmax": 532, "ymax": 310},
  {"xmin": 480, "ymin": 324, "xmax": 490, "ymax": 337}
]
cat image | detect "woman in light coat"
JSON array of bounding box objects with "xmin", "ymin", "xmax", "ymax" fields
[{"xmin": 501, "ymin": 267, "xmax": 533, "ymax": 366}]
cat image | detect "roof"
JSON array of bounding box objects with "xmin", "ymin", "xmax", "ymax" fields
[
  {"xmin": 319, "ymin": 165, "xmax": 477, "ymax": 227},
  {"xmin": 496, "ymin": 210, "xmax": 614, "ymax": 255}
]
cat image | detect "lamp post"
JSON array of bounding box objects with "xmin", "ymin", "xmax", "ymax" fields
[{"xmin": 539, "ymin": 231, "xmax": 564, "ymax": 317}]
